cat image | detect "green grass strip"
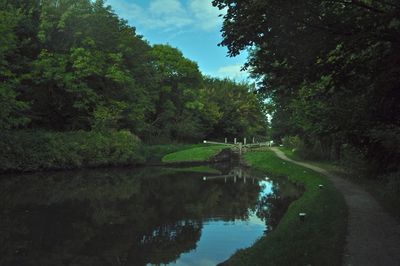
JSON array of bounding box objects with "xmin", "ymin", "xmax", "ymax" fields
[
  {"xmin": 162, "ymin": 145, "xmax": 229, "ymax": 163},
  {"xmin": 226, "ymin": 150, "xmax": 347, "ymax": 266}
]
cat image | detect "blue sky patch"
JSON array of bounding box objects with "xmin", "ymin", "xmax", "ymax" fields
[{"xmin": 105, "ymin": 0, "xmax": 250, "ymax": 81}]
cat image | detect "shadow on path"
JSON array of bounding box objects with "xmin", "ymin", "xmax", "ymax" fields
[{"xmin": 271, "ymin": 147, "xmax": 400, "ymax": 266}]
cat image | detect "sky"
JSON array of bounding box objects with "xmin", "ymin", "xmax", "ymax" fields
[{"xmin": 104, "ymin": 0, "xmax": 250, "ymax": 81}]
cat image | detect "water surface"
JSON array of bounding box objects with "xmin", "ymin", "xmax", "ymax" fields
[{"xmin": 0, "ymin": 164, "xmax": 300, "ymax": 266}]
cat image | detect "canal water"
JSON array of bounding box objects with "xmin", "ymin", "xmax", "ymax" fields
[{"xmin": 0, "ymin": 164, "xmax": 301, "ymax": 266}]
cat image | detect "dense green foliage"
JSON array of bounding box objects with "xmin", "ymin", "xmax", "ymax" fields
[
  {"xmin": 202, "ymin": 77, "xmax": 268, "ymax": 139},
  {"xmin": 0, "ymin": 0, "xmax": 268, "ymax": 172},
  {"xmin": 0, "ymin": 0, "xmax": 267, "ymax": 144},
  {"xmin": 0, "ymin": 130, "xmax": 143, "ymax": 172},
  {"xmin": 213, "ymin": 0, "xmax": 400, "ymax": 177},
  {"xmin": 225, "ymin": 150, "xmax": 347, "ymax": 265}
]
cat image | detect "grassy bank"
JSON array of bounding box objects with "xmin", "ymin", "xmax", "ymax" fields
[
  {"xmin": 142, "ymin": 143, "xmax": 209, "ymax": 164},
  {"xmin": 281, "ymin": 147, "xmax": 400, "ymax": 221},
  {"xmin": 225, "ymin": 150, "xmax": 347, "ymax": 265},
  {"xmin": 161, "ymin": 145, "xmax": 229, "ymax": 163},
  {"xmin": 0, "ymin": 132, "xmax": 225, "ymax": 173},
  {"xmin": 0, "ymin": 130, "xmax": 144, "ymax": 173}
]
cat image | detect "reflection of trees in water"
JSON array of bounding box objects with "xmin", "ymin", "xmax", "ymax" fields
[
  {"xmin": 202, "ymin": 165, "xmax": 302, "ymax": 232},
  {"xmin": 140, "ymin": 220, "xmax": 202, "ymax": 265},
  {"xmin": 256, "ymin": 181, "xmax": 303, "ymax": 231},
  {"xmin": 0, "ymin": 167, "xmax": 278, "ymax": 266}
]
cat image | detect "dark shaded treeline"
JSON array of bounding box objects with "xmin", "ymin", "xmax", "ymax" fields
[
  {"xmin": 213, "ymin": 0, "xmax": 400, "ymax": 177},
  {"xmin": 0, "ymin": 0, "xmax": 267, "ymax": 143}
]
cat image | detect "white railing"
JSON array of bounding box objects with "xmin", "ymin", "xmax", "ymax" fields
[{"xmin": 203, "ymin": 137, "xmax": 273, "ymax": 155}]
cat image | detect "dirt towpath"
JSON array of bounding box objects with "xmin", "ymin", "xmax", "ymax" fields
[{"xmin": 271, "ymin": 147, "xmax": 400, "ymax": 266}]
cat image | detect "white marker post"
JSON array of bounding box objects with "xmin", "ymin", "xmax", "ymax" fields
[{"xmin": 299, "ymin": 212, "xmax": 307, "ymax": 221}]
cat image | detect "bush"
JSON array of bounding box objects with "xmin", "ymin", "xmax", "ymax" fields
[
  {"xmin": 295, "ymin": 139, "xmax": 332, "ymax": 161},
  {"xmin": 282, "ymin": 135, "xmax": 300, "ymax": 150},
  {"xmin": 0, "ymin": 130, "xmax": 144, "ymax": 173}
]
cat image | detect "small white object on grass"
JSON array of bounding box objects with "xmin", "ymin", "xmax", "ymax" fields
[
  {"xmin": 319, "ymin": 184, "xmax": 324, "ymax": 189},
  {"xmin": 299, "ymin": 212, "xmax": 307, "ymax": 221}
]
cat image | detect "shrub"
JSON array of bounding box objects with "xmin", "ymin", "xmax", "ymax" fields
[
  {"xmin": 295, "ymin": 139, "xmax": 331, "ymax": 161},
  {"xmin": 0, "ymin": 130, "xmax": 143, "ymax": 173},
  {"xmin": 282, "ymin": 135, "xmax": 300, "ymax": 150}
]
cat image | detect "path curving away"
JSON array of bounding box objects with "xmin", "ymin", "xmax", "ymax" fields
[{"xmin": 271, "ymin": 147, "xmax": 400, "ymax": 266}]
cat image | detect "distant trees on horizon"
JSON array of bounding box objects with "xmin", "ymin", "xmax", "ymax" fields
[{"xmin": 0, "ymin": 0, "xmax": 268, "ymax": 142}]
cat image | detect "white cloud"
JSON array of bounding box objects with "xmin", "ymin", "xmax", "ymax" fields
[
  {"xmin": 105, "ymin": 0, "xmax": 141, "ymax": 19},
  {"xmin": 188, "ymin": 0, "xmax": 224, "ymax": 30},
  {"xmin": 147, "ymin": 0, "xmax": 193, "ymax": 29},
  {"xmin": 150, "ymin": 0, "xmax": 184, "ymax": 16},
  {"xmin": 217, "ymin": 64, "xmax": 249, "ymax": 80},
  {"xmin": 106, "ymin": 0, "xmax": 223, "ymax": 32}
]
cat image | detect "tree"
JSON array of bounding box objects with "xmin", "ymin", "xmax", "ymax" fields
[
  {"xmin": 202, "ymin": 77, "xmax": 268, "ymax": 139},
  {"xmin": 0, "ymin": 3, "xmax": 29, "ymax": 129},
  {"xmin": 18, "ymin": 0, "xmax": 154, "ymax": 131},
  {"xmin": 148, "ymin": 44, "xmax": 204, "ymax": 141},
  {"xmin": 213, "ymin": 0, "xmax": 400, "ymax": 173},
  {"xmin": 0, "ymin": 0, "xmax": 269, "ymax": 145}
]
